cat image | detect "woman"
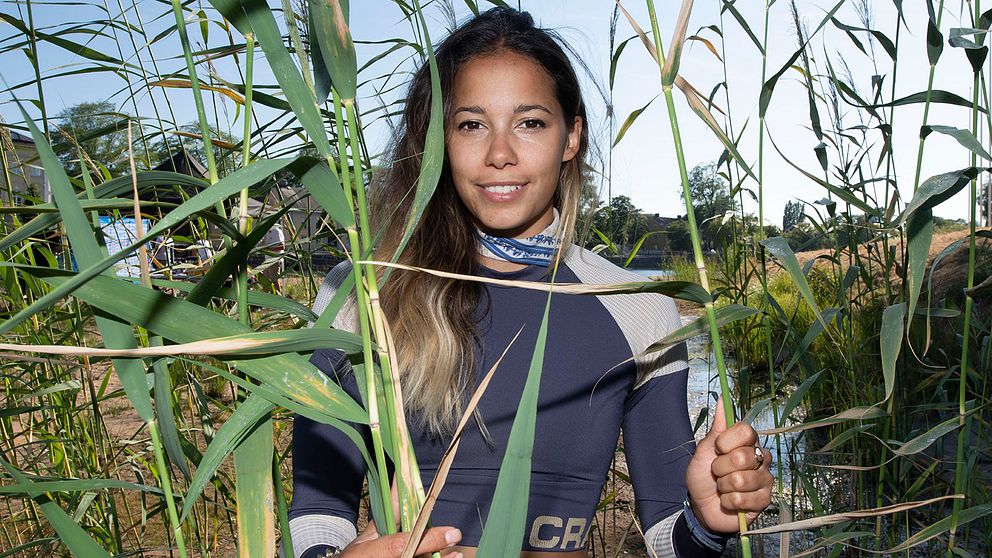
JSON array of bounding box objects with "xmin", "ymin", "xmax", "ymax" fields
[{"xmin": 290, "ymin": 8, "xmax": 772, "ymax": 558}]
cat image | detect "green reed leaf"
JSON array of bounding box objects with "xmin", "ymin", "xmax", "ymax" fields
[
  {"xmin": 830, "ymin": 18, "xmax": 897, "ymax": 60},
  {"xmin": 906, "ymin": 212, "xmax": 932, "ymax": 340},
  {"xmin": 309, "ymin": 0, "xmax": 358, "ymax": 100},
  {"xmin": 154, "ymin": 279, "xmax": 318, "ymax": 322},
  {"xmin": 0, "ymin": 158, "xmax": 294, "ymax": 336},
  {"xmin": 880, "ymin": 303, "xmax": 906, "ymax": 404},
  {"xmin": 922, "ymin": 125, "xmax": 992, "ymax": 161},
  {"xmin": 927, "ymin": 6, "xmax": 944, "ymax": 65},
  {"xmin": 210, "ymin": 0, "xmax": 334, "ymax": 157},
  {"xmin": 187, "ymin": 206, "xmax": 295, "ymax": 306},
  {"xmin": 613, "ymin": 96, "xmax": 656, "ymax": 147},
  {"xmin": 309, "ymin": 14, "xmax": 333, "ymax": 102},
  {"xmin": 476, "ymin": 291, "xmax": 552, "ymax": 558},
  {"xmin": 610, "ymin": 36, "xmax": 635, "ymax": 90},
  {"xmin": 720, "ymin": 0, "xmax": 764, "ymax": 55},
  {"xmin": 783, "ymin": 308, "xmax": 840, "ymax": 376},
  {"xmin": 758, "ymin": 406, "xmax": 887, "ymax": 436},
  {"xmin": 767, "ymin": 132, "xmax": 880, "ymax": 216},
  {"xmin": 813, "ymin": 424, "xmax": 874, "ymax": 454},
  {"xmin": 760, "ymin": 237, "xmax": 826, "ymax": 330},
  {"xmin": 292, "ymin": 156, "xmax": 356, "ymax": 227},
  {"xmin": 35, "ymin": 272, "xmax": 367, "ymax": 421},
  {"xmin": 0, "ymin": 456, "xmax": 111, "ymax": 558},
  {"xmin": 181, "ymin": 393, "xmax": 273, "ymax": 522},
  {"xmin": 781, "ymin": 371, "xmax": 822, "ymax": 424},
  {"xmin": 759, "ymin": 0, "xmax": 844, "ymax": 117},
  {"xmin": 0, "ymin": 478, "xmax": 162, "ymax": 496},
  {"xmin": 16, "ymin": 104, "xmax": 155, "ymax": 422},
  {"xmin": 677, "ymin": 77, "xmax": 757, "ymax": 181},
  {"xmin": 235, "ymin": 418, "xmax": 276, "ymax": 555},
  {"xmin": 641, "ymin": 304, "xmax": 760, "ymax": 355},
  {"xmin": 624, "ymin": 231, "xmax": 662, "ymax": 267},
  {"xmin": 885, "ymin": 504, "xmax": 992, "ymax": 552},
  {"xmin": 393, "ymin": 0, "xmax": 443, "ymax": 263},
  {"xmin": 900, "ymin": 167, "xmax": 984, "ymax": 223},
  {"xmin": 893, "ymin": 414, "xmax": 963, "ymax": 456}
]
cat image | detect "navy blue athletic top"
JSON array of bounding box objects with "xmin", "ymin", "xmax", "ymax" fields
[{"xmin": 289, "ymin": 246, "xmax": 730, "ymax": 557}]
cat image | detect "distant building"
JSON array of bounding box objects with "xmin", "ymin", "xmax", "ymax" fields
[
  {"xmin": 639, "ymin": 213, "xmax": 683, "ymax": 253},
  {"xmin": 1, "ymin": 129, "xmax": 49, "ymax": 206}
]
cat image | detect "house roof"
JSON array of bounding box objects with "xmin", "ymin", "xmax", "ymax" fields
[
  {"xmin": 7, "ymin": 130, "xmax": 35, "ymax": 145},
  {"xmin": 152, "ymin": 148, "xmax": 209, "ymax": 178}
]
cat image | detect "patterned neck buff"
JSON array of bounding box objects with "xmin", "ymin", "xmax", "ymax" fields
[{"xmin": 476, "ymin": 209, "xmax": 562, "ymax": 267}]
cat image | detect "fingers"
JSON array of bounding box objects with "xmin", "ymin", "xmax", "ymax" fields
[
  {"xmin": 716, "ymin": 467, "xmax": 772, "ymax": 494},
  {"xmin": 719, "ymin": 484, "xmax": 773, "ymax": 514},
  {"xmin": 714, "ymin": 421, "xmax": 759, "ymax": 456},
  {"xmin": 354, "ymin": 527, "xmax": 461, "ymax": 558},
  {"xmin": 712, "ymin": 447, "xmax": 773, "ymax": 515},
  {"xmin": 712, "ymin": 445, "xmax": 767, "ymax": 477},
  {"xmin": 709, "ymin": 396, "xmax": 729, "ymax": 435}
]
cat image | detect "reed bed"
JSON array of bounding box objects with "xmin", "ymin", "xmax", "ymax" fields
[{"xmin": 0, "ymin": 0, "xmax": 990, "ymax": 556}]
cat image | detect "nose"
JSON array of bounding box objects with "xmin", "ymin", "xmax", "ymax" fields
[{"xmin": 485, "ymin": 129, "xmax": 517, "ymax": 169}]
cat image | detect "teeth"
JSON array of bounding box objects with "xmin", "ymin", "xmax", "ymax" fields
[{"xmin": 483, "ymin": 184, "xmax": 523, "ymax": 194}]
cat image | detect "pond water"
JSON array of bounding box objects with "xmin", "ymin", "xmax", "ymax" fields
[{"xmin": 681, "ymin": 316, "xmax": 802, "ymax": 483}]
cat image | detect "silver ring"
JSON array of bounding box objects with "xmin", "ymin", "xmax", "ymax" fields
[{"xmin": 753, "ymin": 446, "xmax": 764, "ymax": 469}]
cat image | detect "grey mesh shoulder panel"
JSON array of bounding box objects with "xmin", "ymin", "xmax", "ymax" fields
[
  {"xmin": 311, "ymin": 261, "xmax": 358, "ymax": 333},
  {"xmin": 562, "ymin": 246, "xmax": 688, "ymax": 389}
]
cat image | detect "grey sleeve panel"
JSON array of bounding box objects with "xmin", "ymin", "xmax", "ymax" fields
[
  {"xmin": 311, "ymin": 261, "xmax": 358, "ymax": 333},
  {"xmin": 562, "ymin": 247, "xmax": 688, "ymax": 389},
  {"xmin": 288, "ymin": 514, "xmax": 357, "ymax": 558},
  {"xmin": 642, "ymin": 509, "xmax": 681, "ymax": 558}
]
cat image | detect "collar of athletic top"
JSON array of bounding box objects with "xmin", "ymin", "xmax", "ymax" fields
[{"xmin": 476, "ymin": 209, "xmax": 561, "ymax": 267}]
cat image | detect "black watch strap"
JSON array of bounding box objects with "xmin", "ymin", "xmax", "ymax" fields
[{"xmin": 300, "ymin": 544, "xmax": 341, "ymax": 558}]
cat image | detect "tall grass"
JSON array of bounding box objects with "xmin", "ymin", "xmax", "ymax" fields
[{"xmin": 0, "ymin": 1, "xmax": 990, "ymax": 557}]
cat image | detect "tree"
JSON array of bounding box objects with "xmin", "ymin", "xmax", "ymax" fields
[
  {"xmin": 52, "ymin": 101, "xmax": 136, "ymax": 177},
  {"xmin": 665, "ymin": 219, "xmax": 692, "ymax": 252},
  {"xmin": 684, "ymin": 162, "xmax": 737, "ymax": 224},
  {"xmin": 592, "ymin": 195, "xmax": 647, "ymax": 250},
  {"xmin": 682, "ymin": 162, "xmax": 737, "ymax": 250},
  {"xmin": 783, "ymin": 200, "xmax": 804, "ymax": 232}
]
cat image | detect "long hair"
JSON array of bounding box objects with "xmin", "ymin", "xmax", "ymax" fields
[{"xmin": 370, "ymin": 7, "xmax": 589, "ymax": 435}]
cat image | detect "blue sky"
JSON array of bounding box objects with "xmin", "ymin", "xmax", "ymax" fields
[{"xmin": 0, "ymin": 0, "xmax": 981, "ymax": 226}]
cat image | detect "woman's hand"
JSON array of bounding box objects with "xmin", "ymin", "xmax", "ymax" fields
[
  {"xmin": 684, "ymin": 398, "xmax": 773, "ymax": 534},
  {"xmin": 335, "ymin": 522, "xmax": 463, "ymax": 558}
]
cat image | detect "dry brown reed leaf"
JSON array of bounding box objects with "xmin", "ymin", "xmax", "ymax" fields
[
  {"xmin": 615, "ymin": 1, "xmax": 656, "ymax": 62},
  {"xmin": 0, "ymin": 335, "xmax": 300, "ymax": 358},
  {"xmin": 357, "ymin": 260, "xmax": 674, "ymax": 295},
  {"xmin": 745, "ymin": 495, "xmax": 963, "ymax": 535},
  {"xmin": 757, "ymin": 405, "xmax": 886, "ymax": 436},
  {"xmin": 400, "ymin": 328, "xmax": 523, "ymax": 558},
  {"xmin": 172, "ymin": 130, "xmax": 237, "ymax": 150},
  {"xmin": 151, "ymin": 79, "xmax": 246, "ymax": 104},
  {"xmin": 661, "ymin": 0, "xmax": 694, "ymax": 85}
]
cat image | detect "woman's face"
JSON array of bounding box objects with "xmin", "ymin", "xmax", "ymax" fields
[{"xmin": 446, "ymin": 50, "xmax": 582, "ymax": 239}]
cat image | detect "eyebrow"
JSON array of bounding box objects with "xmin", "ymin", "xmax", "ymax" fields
[{"xmin": 453, "ymin": 104, "xmax": 554, "ymax": 115}]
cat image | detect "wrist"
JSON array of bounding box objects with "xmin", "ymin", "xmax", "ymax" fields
[{"xmin": 684, "ymin": 499, "xmax": 733, "ymax": 550}]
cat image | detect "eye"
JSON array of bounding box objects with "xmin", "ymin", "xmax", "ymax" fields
[
  {"xmin": 520, "ymin": 118, "xmax": 547, "ymax": 129},
  {"xmin": 457, "ymin": 120, "xmax": 484, "ymax": 131}
]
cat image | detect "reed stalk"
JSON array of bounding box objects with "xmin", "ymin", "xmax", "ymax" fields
[
  {"xmin": 332, "ymin": 91, "xmax": 396, "ymax": 535},
  {"xmin": 643, "ymin": 2, "xmax": 750, "ymax": 554},
  {"xmin": 170, "ymin": 0, "xmax": 219, "ymax": 186},
  {"xmin": 949, "ymin": 1, "xmax": 982, "ymax": 550}
]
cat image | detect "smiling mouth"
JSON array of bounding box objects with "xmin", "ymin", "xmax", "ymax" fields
[{"xmin": 480, "ymin": 183, "xmax": 525, "ymax": 194}]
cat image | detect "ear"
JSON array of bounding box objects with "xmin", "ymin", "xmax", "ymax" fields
[{"xmin": 561, "ymin": 116, "xmax": 583, "ymax": 163}]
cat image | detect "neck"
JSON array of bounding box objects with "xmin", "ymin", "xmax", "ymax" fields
[{"xmin": 477, "ymin": 254, "xmax": 529, "ymax": 272}]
